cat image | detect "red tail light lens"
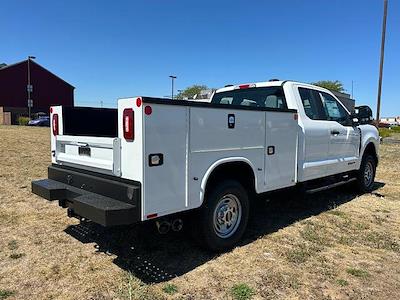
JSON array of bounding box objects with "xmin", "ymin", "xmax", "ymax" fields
[
  {"xmin": 52, "ymin": 114, "xmax": 59, "ymax": 136},
  {"xmin": 123, "ymin": 108, "xmax": 134, "ymax": 140}
]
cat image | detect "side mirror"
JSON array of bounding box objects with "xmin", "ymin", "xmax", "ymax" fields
[{"xmin": 352, "ymin": 105, "xmax": 373, "ymax": 125}]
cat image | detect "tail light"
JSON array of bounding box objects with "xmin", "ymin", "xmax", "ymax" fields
[
  {"xmin": 123, "ymin": 108, "xmax": 134, "ymax": 140},
  {"xmin": 52, "ymin": 114, "xmax": 59, "ymax": 136}
]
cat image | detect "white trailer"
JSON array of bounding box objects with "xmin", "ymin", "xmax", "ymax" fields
[{"xmin": 32, "ymin": 80, "xmax": 379, "ymax": 250}]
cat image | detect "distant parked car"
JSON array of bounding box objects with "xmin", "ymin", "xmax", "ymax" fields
[{"xmin": 28, "ymin": 115, "xmax": 50, "ymax": 127}]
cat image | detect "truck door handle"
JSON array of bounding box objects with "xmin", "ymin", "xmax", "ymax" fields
[{"xmin": 331, "ymin": 130, "xmax": 340, "ymax": 135}]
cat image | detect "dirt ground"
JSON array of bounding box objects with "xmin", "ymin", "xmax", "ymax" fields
[{"xmin": 0, "ymin": 125, "xmax": 399, "ymax": 300}]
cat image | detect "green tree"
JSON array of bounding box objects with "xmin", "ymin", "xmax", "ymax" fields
[
  {"xmin": 175, "ymin": 84, "xmax": 209, "ymax": 100},
  {"xmin": 311, "ymin": 80, "xmax": 345, "ymax": 93}
]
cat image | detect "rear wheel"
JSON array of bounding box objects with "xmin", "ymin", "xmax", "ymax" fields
[
  {"xmin": 356, "ymin": 154, "xmax": 376, "ymax": 193},
  {"xmin": 198, "ymin": 180, "xmax": 249, "ymax": 251}
]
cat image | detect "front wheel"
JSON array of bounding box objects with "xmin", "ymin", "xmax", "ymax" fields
[
  {"xmin": 356, "ymin": 154, "xmax": 376, "ymax": 193},
  {"xmin": 198, "ymin": 180, "xmax": 249, "ymax": 252}
]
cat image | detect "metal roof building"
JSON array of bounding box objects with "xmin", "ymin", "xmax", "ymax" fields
[{"xmin": 0, "ymin": 59, "xmax": 74, "ymax": 123}]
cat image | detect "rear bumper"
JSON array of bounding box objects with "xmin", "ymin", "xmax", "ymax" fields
[{"xmin": 32, "ymin": 165, "xmax": 141, "ymax": 226}]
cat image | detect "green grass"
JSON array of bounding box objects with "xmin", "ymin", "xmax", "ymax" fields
[
  {"xmin": 231, "ymin": 283, "xmax": 254, "ymax": 300},
  {"xmin": 327, "ymin": 210, "xmax": 347, "ymax": 218},
  {"xmin": 379, "ymin": 128, "xmax": 391, "ymax": 138},
  {"xmin": 346, "ymin": 267, "xmax": 370, "ymax": 278},
  {"xmin": 162, "ymin": 283, "xmax": 178, "ymax": 295},
  {"xmin": 0, "ymin": 290, "xmax": 14, "ymax": 299},
  {"xmin": 391, "ymin": 126, "xmax": 400, "ymax": 133},
  {"xmin": 336, "ymin": 279, "xmax": 349, "ymax": 286},
  {"xmin": 379, "ymin": 126, "xmax": 400, "ymax": 138}
]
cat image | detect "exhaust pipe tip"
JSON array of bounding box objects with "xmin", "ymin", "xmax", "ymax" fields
[
  {"xmin": 171, "ymin": 218, "xmax": 183, "ymax": 232},
  {"xmin": 156, "ymin": 220, "xmax": 171, "ymax": 234}
]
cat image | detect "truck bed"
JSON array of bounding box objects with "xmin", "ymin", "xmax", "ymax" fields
[{"xmin": 63, "ymin": 107, "xmax": 118, "ymax": 138}]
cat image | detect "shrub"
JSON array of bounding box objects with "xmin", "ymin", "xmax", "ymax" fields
[{"xmin": 18, "ymin": 116, "xmax": 30, "ymax": 126}]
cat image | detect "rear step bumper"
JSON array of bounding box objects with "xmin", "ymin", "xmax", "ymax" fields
[{"xmin": 32, "ymin": 165, "xmax": 141, "ymax": 227}]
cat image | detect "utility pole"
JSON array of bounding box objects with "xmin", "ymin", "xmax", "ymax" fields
[
  {"xmin": 27, "ymin": 56, "xmax": 36, "ymax": 119},
  {"xmin": 169, "ymin": 75, "xmax": 176, "ymax": 100},
  {"xmin": 351, "ymin": 80, "xmax": 354, "ymax": 99},
  {"xmin": 376, "ymin": 0, "xmax": 388, "ymax": 122}
]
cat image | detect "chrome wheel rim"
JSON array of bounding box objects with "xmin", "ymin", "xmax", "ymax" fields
[
  {"xmin": 364, "ymin": 161, "xmax": 374, "ymax": 187},
  {"xmin": 213, "ymin": 194, "xmax": 242, "ymax": 238}
]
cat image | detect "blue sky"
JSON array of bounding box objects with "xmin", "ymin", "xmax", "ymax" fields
[{"xmin": 1, "ymin": 0, "xmax": 399, "ymax": 116}]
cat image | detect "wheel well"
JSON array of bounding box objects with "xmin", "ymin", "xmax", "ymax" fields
[
  {"xmin": 204, "ymin": 161, "xmax": 256, "ymax": 199},
  {"xmin": 363, "ymin": 143, "xmax": 378, "ymax": 165}
]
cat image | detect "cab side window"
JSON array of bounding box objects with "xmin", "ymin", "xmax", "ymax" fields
[
  {"xmin": 298, "ymin": 87, "xmax": 326, "ymax": 120},
  {"xmin": 319, "ymin": 92, "xmax": 350, "ymax": 125}
]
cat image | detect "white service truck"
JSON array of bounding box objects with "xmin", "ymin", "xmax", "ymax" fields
[{"xmin": 32, "ymin": 80, "xmax": 379, "ymax": 251}]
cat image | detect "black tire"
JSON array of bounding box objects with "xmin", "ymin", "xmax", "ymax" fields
[
  {"xmin": 356, "ymin": 154, "xmax": 376, "ymax": 193},
  {"xmin": 198, "ymin": 180, "xmax": 249, "ymax": 252}
]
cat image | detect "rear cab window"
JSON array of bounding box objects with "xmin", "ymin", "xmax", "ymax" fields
[{"xmin": 211, "ymin": 87, "xmax": 288, "ymax": 110}]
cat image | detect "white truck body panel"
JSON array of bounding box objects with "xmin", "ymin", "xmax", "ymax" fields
[{"xmin": 142, "ymin": 104, "xmax": 298, "ymax": 219}]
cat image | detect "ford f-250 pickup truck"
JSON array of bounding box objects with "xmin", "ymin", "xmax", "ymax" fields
[{"xmin": 32, "ymin": 80, "xmax": 379, "ymax": 251}]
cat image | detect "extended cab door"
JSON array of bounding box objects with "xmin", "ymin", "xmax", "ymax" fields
[
  {"xmin": 318, "ymin": 92, "xmax": 360, "ymax": 174},
  {"xmin": 296, "ymin": 86, "xmax": 332, "ymax": 181}
]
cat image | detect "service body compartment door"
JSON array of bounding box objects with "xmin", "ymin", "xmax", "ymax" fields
[
  {"xmin": 55, "ymin": 135, "xmax": 121, "ymax": 176},
  {"xmin": 143, "ymin": 104, "xmax": 188, "ymax": 218},
  {"xmin": 264, "ymin": 111, "xmax": 298, "ymax": 191}
]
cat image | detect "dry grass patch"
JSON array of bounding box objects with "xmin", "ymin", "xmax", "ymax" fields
[{"xmin": 1, "ymin": 125, "xmax": 400, "ymax": 299}]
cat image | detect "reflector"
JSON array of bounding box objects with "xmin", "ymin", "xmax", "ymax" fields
[{"xmin": 144, "ymin": 105, "xmax": 152, "ymax": 115}]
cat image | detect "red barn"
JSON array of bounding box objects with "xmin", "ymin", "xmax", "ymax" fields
[{"xmin": 0, "ymin": 59, "xmax": 74, "ymax": 124}]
